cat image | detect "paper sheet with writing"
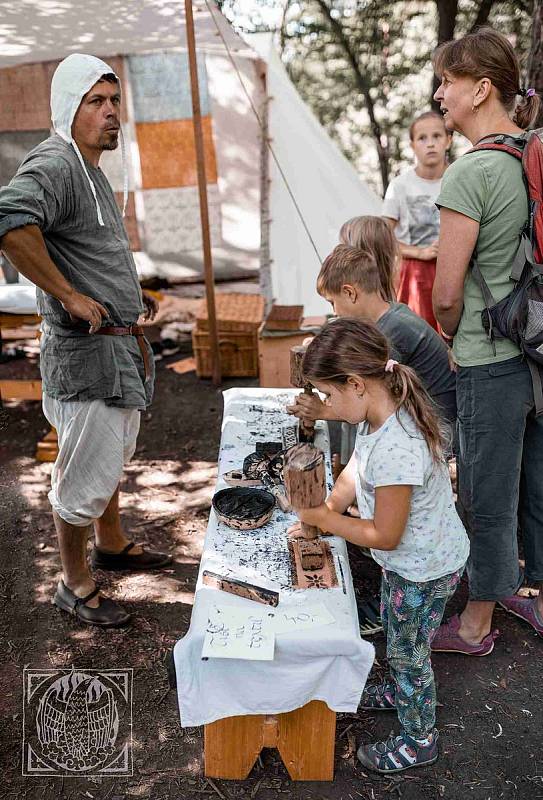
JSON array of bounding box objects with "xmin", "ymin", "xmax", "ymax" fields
[
  {"xmin": 268, "ymin": 603, "xmax": 336, "ymax": 635},
  {"xmin": 202, "ymin": 607, "xmax": 275, "ymax": 661},
  {"xmin": 201, "ymin": 603, "xmax": 336, "ymax": 660}
]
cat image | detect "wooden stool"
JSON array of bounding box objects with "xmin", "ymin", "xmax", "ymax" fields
[
  {"xmin": 204, "ymin": 700, "xmax": 336, "ymax": 781},
  {"xmin": 0, "ymin": 312, "xmax": 58, "ymax": 462}
]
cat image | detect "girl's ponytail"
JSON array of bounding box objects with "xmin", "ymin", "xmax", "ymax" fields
[{"xmin": 387, "ymin": 364, "xmax": 447, "ymax": 463}]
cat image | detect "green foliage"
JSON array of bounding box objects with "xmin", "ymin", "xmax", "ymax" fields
[{"xmin": 217, "ymin": 0, "xmax": 533, "ymax": 194}]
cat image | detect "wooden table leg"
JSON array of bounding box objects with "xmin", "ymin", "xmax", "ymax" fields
[
  {"xmin": 204, "ymin": 712, "xmax": 268, "ymax": 780},
  {"xmin": 204, "ymin": 700, "xmax": 335, "ymax": 781},
  {"xmin": 277, "ymin": 700, "xmax": 336, "ymax": 781}
]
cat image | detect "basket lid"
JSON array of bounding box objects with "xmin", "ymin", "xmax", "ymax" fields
[{"xmin": 195, "ymin": 293, "xmax": 265, "ymax": 331}]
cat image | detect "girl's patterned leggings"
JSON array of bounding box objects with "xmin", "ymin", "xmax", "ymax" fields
[{"xmin": 381, "ymin": 568, "xmax": 462, "ymax": 739}]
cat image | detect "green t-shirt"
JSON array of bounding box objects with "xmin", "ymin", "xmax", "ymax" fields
[{"xmin": 437, "ymin": 149, "xmax": 528, "ymax": 366}]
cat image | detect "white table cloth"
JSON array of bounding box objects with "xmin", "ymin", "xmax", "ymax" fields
[{"xmin": 174, "ymin": 388, "xmax": 375, "ymax": 727}]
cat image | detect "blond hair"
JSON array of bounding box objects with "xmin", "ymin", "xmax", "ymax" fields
[
  {"xmin": 433, "ymin": 27, "xmax": 540, "ymax": 130},
  {"xmin": 302, "ymin": 318, "xmax": 446, "ymax": 463},
  {"xmin": 338, "ymin": 216, "xmax": 397, "ymax": 301}
]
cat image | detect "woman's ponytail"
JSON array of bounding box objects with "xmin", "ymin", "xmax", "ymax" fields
[{"xmin": 513, "ymin": 92, "xmax": 541, "ymax": 130}]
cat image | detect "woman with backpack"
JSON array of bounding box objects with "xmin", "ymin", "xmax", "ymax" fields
[{"xmin": 431, "ymin": 27, "xmax": 543, "ymax": 654}]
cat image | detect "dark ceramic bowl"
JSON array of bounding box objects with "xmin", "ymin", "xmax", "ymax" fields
[{"xmin": 212, "ymin": 487, "xmax": 275, "ymax": 530}]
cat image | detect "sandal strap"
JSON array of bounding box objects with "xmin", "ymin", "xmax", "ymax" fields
[
  {"xmin": 120, "ymin": 541, "xmax": 136, "ymax": 555},
  {"xmin": 74, "ymin": 586, "xmax": 100, "ymax": 608}
]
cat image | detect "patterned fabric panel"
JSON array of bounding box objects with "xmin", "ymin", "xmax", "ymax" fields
[
  {"xmin": 136, "ymin": 117, "xmax": 218, "ymax": 189},
  {"xmin": 142, "ymin": 185, "xmax": 222, "ymax": 256},
  {"xmin": 114, "ymin": 191, "xmax": 141, "ymax": 251},
  {"xmin": 0, "ymin": 130, "xmax": 50, "ymax": 186},
  {"xmin": 0, "ymin": 56, "xmax": 127, "ymax": 132},
  {"xmin": 128, "ymin": 52, "xmax": 210, "ymax": 123}
]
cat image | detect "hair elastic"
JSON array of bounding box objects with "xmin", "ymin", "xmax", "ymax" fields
[
  {"xmin": 385, "ymin": 359, "xmax": 398, "ymax": 373},
  {"xmin": 519, "ymin": 87, "xmax": 536, "ymax": 97}
]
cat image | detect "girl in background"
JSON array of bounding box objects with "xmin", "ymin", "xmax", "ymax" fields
[{"xmin": 383, "ymin": 111, "xmax": 451, "ymax": 330}]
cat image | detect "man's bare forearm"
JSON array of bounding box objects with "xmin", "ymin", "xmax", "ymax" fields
[{"xmin": 1, "ymin": 225, "xmax": 74, "ymax": 303}]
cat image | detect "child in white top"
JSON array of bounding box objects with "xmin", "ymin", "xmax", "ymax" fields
[
  {"xmin": 288, "ymin": 317, "xmax": 469, "ymax": 774},
  {"xmin": 383, "ymin": 111, "xmax": 451, "ymax": 330}
]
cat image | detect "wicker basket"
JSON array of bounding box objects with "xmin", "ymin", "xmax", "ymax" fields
[
  {"xmin": 195, "ymin": 293, "xmax": 265, "ymax": 333},
  {"xmin": 192, "ymin": 329, "xmax": 259, "ymax": 377}
]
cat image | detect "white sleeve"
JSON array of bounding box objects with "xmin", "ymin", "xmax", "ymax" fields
[{"xmin": 382, "ymin": 177, "xmax": 402, "ymax": 221}]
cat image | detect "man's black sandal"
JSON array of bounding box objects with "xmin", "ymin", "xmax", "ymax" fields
[
  {"xmin": 91, "ymin": 541, "xmax": 173, "ymax": 571},
  {"xmin": 358, "ymin": 595, "xmax": 383, "ymax": 637},
  {"xmin": 53, "ymin": 580, "xmax": 131, "ymax": 628}
]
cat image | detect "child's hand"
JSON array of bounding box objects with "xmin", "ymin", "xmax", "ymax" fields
[
  {"xmin": 287, "ymin": 520, "xmax": 305, "ymax": 538},
  {"xmin": 417, "ymin": 242, "xmax": 439, "ymax": 261},
  {"xmin": 286, "ymin": 393, "xmax": 327, "ymax": 421},
  {"xmin": 297, "ymin": 503, "xmax": 330, "ymax": 528},
  {"xmin": 287, "ymin": 503, "xmax": 330, "ymax": 538}
]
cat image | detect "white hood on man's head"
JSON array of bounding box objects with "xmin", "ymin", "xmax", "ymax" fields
[
  {"xmin": 50, "ymin": 53, "xmax": 127, "ymax": 226},
  {"xmin": 51, "ymin": 53, "xmax": 119, "ymax": 143}
]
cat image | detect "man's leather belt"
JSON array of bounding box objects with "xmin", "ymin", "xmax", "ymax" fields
[{"xmin": 95, "ymin": 324, "xmax": 151, "ymax": 382}]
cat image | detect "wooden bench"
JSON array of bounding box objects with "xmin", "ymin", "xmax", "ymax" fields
[{"xmin": 204, "ymin": 700, "xmax": 336, "ymax": 780}]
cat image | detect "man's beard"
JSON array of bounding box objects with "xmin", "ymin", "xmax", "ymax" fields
[{"xmin": 98, "ymin": 132, "xmax": 119, "ymax": 151}]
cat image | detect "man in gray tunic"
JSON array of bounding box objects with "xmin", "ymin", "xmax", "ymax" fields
[{"xmin": 0, "ymin": 54, "xmax": 172, "ymax": 628}]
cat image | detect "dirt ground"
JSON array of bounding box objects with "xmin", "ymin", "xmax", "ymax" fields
[{"xmin": 1, "ymin": 288, "xmax": 542, "ymax": 800}]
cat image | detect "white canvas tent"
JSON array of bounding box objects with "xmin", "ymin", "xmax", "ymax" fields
[{"xmin": 0, "ymin": 0, "xmax": 381, "ymax": 315}]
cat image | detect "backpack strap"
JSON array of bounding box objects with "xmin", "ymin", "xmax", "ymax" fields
[
  {"xmin": 510, "ymin": 233, "xmax": 534, "ymax": 281},
  {"xmin": 470, "ymin": 256, "xmax": 498, "ymax": 353},
  {"xmin": 527, "ymin": 358, "xmax": 543, "ymax": 416},
  {"xmin": 467, "ymin": 133, "xmax": 527, "ymax": 159}
]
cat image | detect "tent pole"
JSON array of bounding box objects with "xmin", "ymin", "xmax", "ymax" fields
[{"xmin": 184, "ymin": 0, "xmax": 221, "ymax": 385}]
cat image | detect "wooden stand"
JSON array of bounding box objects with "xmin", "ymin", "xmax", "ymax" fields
[
  {"xmin": 0, "ymin": 312, "xmax": 58, "ymax": 461},
  {"xmin": 204, "ymin": 700, "xmax": 336, "ymax": 781}
]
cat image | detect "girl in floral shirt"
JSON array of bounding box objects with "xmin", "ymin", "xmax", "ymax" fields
[{"xmin": 288, "ymin": 318, "xmax": 469, "ymax": 773}]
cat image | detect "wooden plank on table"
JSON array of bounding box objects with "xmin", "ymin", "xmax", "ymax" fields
[{"xmin": 0, "ymin": 380, "xmax": 42, "ymax": 400}]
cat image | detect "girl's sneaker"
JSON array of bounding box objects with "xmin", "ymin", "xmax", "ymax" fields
[
  {"xmin": 360, "ymin": 680, "xmax": 396, "ymax": 711},
  {"xmin": 357, "ymin": 730, "xmax": 439, "ymax": 774}
]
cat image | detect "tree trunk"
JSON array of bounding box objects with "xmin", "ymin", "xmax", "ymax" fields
[
  {"xmin": 527, "ymin": 0, "xmax": 543, "ymax": 128},
  {"xmin": 430, "ymin": 0, "xmax": 458, "ymax": 109},
  {"xmin": 314, "ymin": 0, "xmax": 390, "ymax": 193}
]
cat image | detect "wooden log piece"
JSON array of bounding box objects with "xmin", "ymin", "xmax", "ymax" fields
[
  {"xmin": 283, "ymin": 443, "xmax": 326, "ymax": 540},
  {"xmin": 289, "ymin": 345, "xmax": 315, "ymax": 442}
]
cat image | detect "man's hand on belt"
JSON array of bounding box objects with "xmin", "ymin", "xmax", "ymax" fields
[{"xmin": 61, "ymin": 289, "xmax": 108, "ymax": 334}]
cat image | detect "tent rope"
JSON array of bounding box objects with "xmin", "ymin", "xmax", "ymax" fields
[{"xmin": 203, "ymin": 0, "xmax": 323, "ymax": 265}]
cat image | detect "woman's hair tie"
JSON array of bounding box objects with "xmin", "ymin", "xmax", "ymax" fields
[
  {"xmin": 385, "ymin": 359, "xmax": 398, "ymax": 373},
  {"xmin": 519, "ymin": 87, "xmax": 536, "ymax": 98}
]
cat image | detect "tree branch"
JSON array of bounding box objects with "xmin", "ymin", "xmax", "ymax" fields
[
  {"xmin": 469, "ymin": 0, "xmax": 495, "ymax": 32},
  {"xmin": 313, "ymin": 0, "xmax": 389, "ymax": 192}
]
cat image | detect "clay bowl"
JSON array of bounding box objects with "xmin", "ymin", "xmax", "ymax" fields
[{"xmin": 212, "ymin": 487, "xmax": 275, "ymax": 530}]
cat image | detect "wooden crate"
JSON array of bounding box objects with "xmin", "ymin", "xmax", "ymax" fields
[
  {"xmin": 258, "ymin": 326, "xmax": 308, "ymax": 388},
  {"xmin": 195, "ymin": 293, "xmax": 265, "ymax": 333},
  {"xmin": 192, "ymin": 329, "xmax": 259, "ymax": 378}
]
